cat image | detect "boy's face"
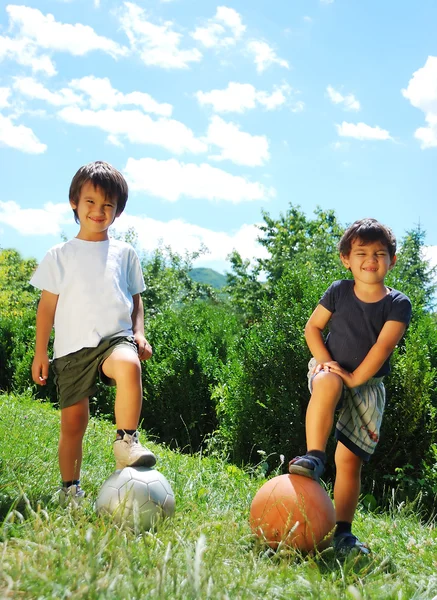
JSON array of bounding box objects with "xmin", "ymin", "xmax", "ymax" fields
[
  {"xmin": 70, "ymin": 181, "xmax": 120, "ymax": 241},
  {"xmin": 340, "ymin": 238, "xmax": 396, "ymax": 285}
]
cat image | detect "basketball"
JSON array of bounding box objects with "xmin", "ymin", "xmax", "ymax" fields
[{"xmin": 249, "ymin": 474, "xmax": 335, "ymax": 552}]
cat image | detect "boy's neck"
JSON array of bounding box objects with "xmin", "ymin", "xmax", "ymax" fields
[
  {"xmin": 353, "ymin": 280, "xmax": 389, "ymax": 303},
  {"xmin": 76, "ymin": 229, "xmax": 110, "ymax": 242}
]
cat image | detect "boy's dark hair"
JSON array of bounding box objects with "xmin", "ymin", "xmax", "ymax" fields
[
  {"xmin": 69, "ymin": 161, "xmax": 128, "ymax": 224},
  {"xmin": 339, "ymin": 218, "xmax": 397, "ymax": 259}
]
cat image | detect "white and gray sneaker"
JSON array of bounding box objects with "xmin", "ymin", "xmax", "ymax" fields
[
  {"xmin": 113, "ymin": 431, "xmax": 156, "ymax": 470},
  {"xmin": 58, "ymin": 484, "xmax": 85, "ymax": 507}
]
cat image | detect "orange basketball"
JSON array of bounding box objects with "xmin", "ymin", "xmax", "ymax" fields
[{"xmin": 250, "ymin": 474, "xmax": 336, "ymax": 553}]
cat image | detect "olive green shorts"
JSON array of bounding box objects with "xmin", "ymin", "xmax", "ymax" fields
[{"xmin": 52, "ymin": 336, "xmax": 138, "ymax": 410}]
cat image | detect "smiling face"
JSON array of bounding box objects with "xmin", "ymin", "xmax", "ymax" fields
[
  {"xmin": 70, "ymin": 181, "xmax": 120, "ymax": 241},
  {"xmin": 340, "ymin": 238, "xmax": 396, "ymax": 286}
]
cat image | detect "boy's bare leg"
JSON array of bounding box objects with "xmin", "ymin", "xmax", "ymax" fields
[
  {"xmin": 101, "ymin": 346, "xmax": 156, "ymax": 468},
  {"xmin": 101, "ymin": 347, "xmax": 142, "ymax": 429},
  {"xmin": 305, "ymin": 371, "xmax": 343, "ymax": 451},
  {"xmin": 59, "ymin": 397, "xmax": 89, "ymax": 481},
  {"xmin": 334, "ymin": 441, "xmax": 363, "ymax": 522}
]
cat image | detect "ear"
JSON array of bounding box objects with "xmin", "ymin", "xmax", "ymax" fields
[
  {"xmin": 69, "ymin": 199, "xmax": 77, "ymax": 210},
  {"xmin": 340, "ymin": 253, "xmax": 351, "ymax": 270},
  {"xmin": 389, "ymin": 254, "xmax": 397, "ymax": 270}
]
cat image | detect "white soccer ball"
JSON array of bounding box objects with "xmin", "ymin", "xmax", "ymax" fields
[{"xmin": 95, "ymin": 467, "xmax": 175, "ymax": 530}]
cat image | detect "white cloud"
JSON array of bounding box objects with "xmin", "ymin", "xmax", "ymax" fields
[
  {"xmin": 206, "ymin": 116, "xmax": 270, "ymax": 166},
  {"xmin": 124, "ymin": 157, "xmax": 275, "ymax": 203},
  {"xmin": 0, "ymin": 201, "xmax": 71, "ymax": 235},
  {"xmin": 119, "ymin": 2, "xmax": 202, "ymax": 69},
  {"xmin": 13, "ymin": 75, "xmax": 173, "ymax": 117},
  {"xmin": 424, "ymin": 245, "xmax": 437, "ymax": 271},
  {"xmin": 246, "ymin": 40, "xmax": 289, "ymax": 73},
  {"xmin": 0, "ymin": 88, "xmax": 11, "ymax": 109},
  {"xmin": 69, "ymin": 76, "xmax": 172, "ymax": 116},
  {"xmin": 402, "ymin": 56, "xmax": 437, "ymax": 149},
  {"xmin": 13, "ymin": 77, "xmax": 83, "ymax": 107},
  {"xmin": 196, "ymin": 82, "xmax": 291, "ymax": 113},
  {"xmin": 0, "ymin": 35, "xmax": 56, "ymax": 76},
  {"xmin": 191, "ymin": 6, "xmax": 246, "ymax": 48},
  {"xmin": 0, "ymin": 114, "xmax": 47, "ymax": 154},
  {"xmin": 58, "ymin": 107, "xmax": 206, "ymax": 154},
  {"xmin": 6, "ymin": 4, "xmax": 127, "ymax": 58},
  {"xmin": 114, "ymin": 213, "xmax": 268, "ymax": 267},
  {"xmin": 327, "ymin": 85, "xmax": 360, "ymax": 111},
  {"xmin": 336, "ymin": 121, "xmax": 391, "ymax": 141}
]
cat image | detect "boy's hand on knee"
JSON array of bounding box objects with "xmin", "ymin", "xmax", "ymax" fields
[
  {"xmin": 134, "ymin": 334, "xmax": 153, "ymax": 361},
  {"xmin": 324, "ymin": 361, "xmax": 354, "ymax": 387}
]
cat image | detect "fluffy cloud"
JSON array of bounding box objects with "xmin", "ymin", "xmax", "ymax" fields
[
  {"xmin": 124, "ymin": 157, "xmax": 275, "ymax": 202},
  {"xmin": 119, "ymin": 2, "xmax": 202, "ymax": 69},
  {"xmin": 196, "ymin": 82, "xmax": 292, "ymax": 113},
  {"xmin": 0, "ymin": 34, "xmax": 56, "ymax": 76},
  {"xmin": 336, "ymin": 121, "xmax": 391, "ymax": 141},
  {"xmin": 58, "ymin": 107, "xmax": 206, "ymax": 154},
  {"xmin": 327, "ymin": 85, "xmax": 360, "ymax": 111},
  {"xmin": 206, "ymin": 116, "xmax": 270, "ymax": 166},
  {"xmin": 0, "ymin": 114, "xmax": 47, "ymax": 154},
  {"xmin": 0, "ymin": 201, "xmax": 70, "ymax": 234},
  {"xmin": 402, "ymin": 56, "xmax": 437, "ymax": 149},
  {"xmin": 5, "ymin": 4, "xmax": 127, "ymax": 57},
  {"xmin": 246, "ymin": 40, "xmax": 289, "ymax": 73},
  {"xmin": 0, "ymin": 88, "xmax": 11, "ymax": 109},
  {"xmin": 114, "ymin": 213, "xmax": 268, "ymax": 267},
  {"xmin": 13, "ymin": 76, "xmax": 173, "ymax": 117},
  {"xmin": 191, "ymin": 6, "xmax": 246, "ymax": 48}
]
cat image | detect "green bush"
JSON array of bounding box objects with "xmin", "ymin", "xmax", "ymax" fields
[{"xmin": 141, "ymin": 300, "xmax": 241, "ymax": 452}]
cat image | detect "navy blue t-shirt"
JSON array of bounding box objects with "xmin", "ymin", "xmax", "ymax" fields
[{"xmin": 319, "ymin": 280, "xmax": 412, "ymax": 377}]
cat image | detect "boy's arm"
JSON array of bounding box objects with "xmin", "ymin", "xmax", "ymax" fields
[
  {"xmin": 132, "ymin": 293, "xmax": 152, "ymax": 361},
  {"xmin": 31, "ymin": 290, "xmax": 58, "ymax": 385},
  {"xmin": 327, "ymin": 320, "xmax": 407, "ymax": 387},
  {"xmin": 304, "ymin": 304, "xmax": 334, "ymax": 364}
]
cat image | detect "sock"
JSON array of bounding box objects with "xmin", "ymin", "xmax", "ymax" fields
[
  {"xmin": 307, "ymin": 449, "xmax": 327, "ymax": 464},
  {"xmin": 116, "ymin": 429, "xmax": 136, "ymax": 440},
  {"xmin": 335, "ymin": 521, "xmax": 352, "ymax": 537},
  {"xmin": 62, "ymin": 479, "xmax": 80, "ymax": 489}
]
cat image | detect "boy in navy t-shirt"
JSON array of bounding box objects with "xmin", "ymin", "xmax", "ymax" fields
[{"xmin": 289, "ymin": 218, "xmax": 411, "ymax": 554}]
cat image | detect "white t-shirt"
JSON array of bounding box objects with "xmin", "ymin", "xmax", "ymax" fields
[{"xmin": 30, "ymin": 238, "xmax": 146, "ymax": 359}]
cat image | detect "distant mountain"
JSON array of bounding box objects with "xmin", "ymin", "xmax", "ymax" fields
[{"xmin": 189, "ymin": 268, "xmax": 227, "ymax": 289}]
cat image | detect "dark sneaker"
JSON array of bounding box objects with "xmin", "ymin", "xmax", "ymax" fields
[
  {"xmin": 333, "ymin": 532, "xmax": 371, "ymax": 555},
  {"xmin": 58, "ymin": 484, "xmax": 85, "ymax": 507},
  {"xmin": 288, "ymin": 454, "xmax": 325, "ymax": 482}
]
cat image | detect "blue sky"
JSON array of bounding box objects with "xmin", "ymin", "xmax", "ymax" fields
[{"xmin": 1, "ymin": 0, "xmax": 436, "ymax": 273}]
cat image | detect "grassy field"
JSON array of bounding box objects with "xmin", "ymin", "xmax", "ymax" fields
[{"xmin": 0, "ymin": 392, "xmax": 436, "ymax": 599}]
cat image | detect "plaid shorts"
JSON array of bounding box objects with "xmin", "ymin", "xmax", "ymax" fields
[
  {"xmin": 52, "ymin": 336, "xmax": 138, "ymax": 410},
  {"xmin": 307, "ymin": 358, "xmax": 386, "ymax": 461}
]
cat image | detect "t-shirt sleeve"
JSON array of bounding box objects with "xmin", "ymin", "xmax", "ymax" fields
[
  {"xmin": 127, "ymin": 248, "xmax": 146, "ymax": 296},
  {"xmin": 319, "ymin": 281, "xmax": 341, "ymax": 313},
  {"xmin": 387, "ymin": 292, "xmax": 412, "ymax": 326},
  {"xmin": 29, "ymin": 249, "xmax": 61, "ymax": 295}
]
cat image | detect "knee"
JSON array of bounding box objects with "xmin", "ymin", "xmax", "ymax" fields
[
  {"xmin": 112, "ymin": 356, "xmax": 141, "ymax": 382},
  {"xmin": 312, "ymin": 371, "xmax": 343, "ymax": 398},
  {"xmin": 335, "ymin": 450, "xmax": 362, "ymax": 477},
  {"xmin": 61, "ymin": 416, "xmax": 88, "ymax": 438}
]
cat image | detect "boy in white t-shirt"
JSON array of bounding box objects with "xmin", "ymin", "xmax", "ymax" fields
[{"xmin": 31, "ymin": 161, "xmax": 156, "ymax": 504}]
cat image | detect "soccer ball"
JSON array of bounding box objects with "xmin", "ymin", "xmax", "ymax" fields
[{"xmin": 95, "ymin": 467, "xmax": 175, "ymax": 531}]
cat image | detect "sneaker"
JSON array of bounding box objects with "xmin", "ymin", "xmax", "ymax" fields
[
  {"xmin": 113, "ymin": 431, "xmax": 156, "ymax": 470},
  {"xmin": 288, "ymin": 454, "xmax": 325, "ymax": 482},
  {"xmin": 333, "ymin": 532, "xmax": 371, "ymax": 555},
  {"xmin": 58, "ymin": 484, "xmax": 85, "ymax": 507}
]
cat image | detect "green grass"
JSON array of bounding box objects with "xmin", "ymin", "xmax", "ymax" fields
[{"xmin": 1, "ymin": 393, "xmax": 437, "ymax": 599}]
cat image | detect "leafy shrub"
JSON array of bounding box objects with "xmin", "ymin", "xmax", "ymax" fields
[{"xmin": 142, "ymin": 300, "xmax": 241, "ymax": 452}]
